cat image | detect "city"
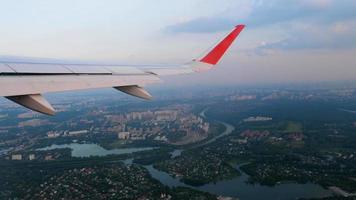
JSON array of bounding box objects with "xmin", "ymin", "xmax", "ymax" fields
[{"xmin": 1, "ymin": 85, "xmax": 356, "ymax": 199}]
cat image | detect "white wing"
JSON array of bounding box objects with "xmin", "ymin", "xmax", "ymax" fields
[{"xmin": 0, "ymin": 25, "xmax": 245, "ymax": 115}]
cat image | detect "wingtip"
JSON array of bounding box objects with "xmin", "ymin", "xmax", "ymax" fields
[
  {"xmin": 199, "ymin": 25, "xmax": 245, "ymax": 65},
  {"xmin": 236, "ymin": 24, "xmax": 245, "ymax": 28}
]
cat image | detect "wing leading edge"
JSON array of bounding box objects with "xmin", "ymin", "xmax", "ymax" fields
[{"xmin": 0, "ymin": 25, "xmax": 245, "ymax": 115}]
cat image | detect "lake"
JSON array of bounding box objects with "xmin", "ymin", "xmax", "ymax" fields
[{"xmin": 37, "ymin": 143, "xmax": 155, "ymax": 157}]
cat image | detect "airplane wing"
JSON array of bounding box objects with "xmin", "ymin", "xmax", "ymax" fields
[{"xmin": 0, "ymin": 25, "xmax": 245, "ymax": 115}]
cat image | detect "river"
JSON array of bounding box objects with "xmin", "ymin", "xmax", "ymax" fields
[
  {"xmin": 339, "ymin": 108, "xmax": 356, "ymax": 114},
  {"xmin": 145, "ymin": 162, "xmax": 332, "ymax": 200},
  {"xmin": 194, "ymin": 107, "xmax": 235, "ymax": 148},
  {"xmin": 35, "ymin": 108, "xmax": 333, "ymax": 199},
  {"xmin": 145, "ymin": 108, "xmax": 332, "ymax": 199}
]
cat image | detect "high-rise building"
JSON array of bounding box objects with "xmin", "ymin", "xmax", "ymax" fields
[
  {"xmin": 29, "ymin": 154, "xmax": 35, "ymax": 160},
  {"xmin": 118, "ymin": 132, "xmax": 130, "ymax": 140},
  {"xmin": 11, "ymin": 154, "xmax": 22, "ymax": 160}
]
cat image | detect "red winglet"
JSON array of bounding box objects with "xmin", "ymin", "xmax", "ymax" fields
[{"xmin": 200, "ymin": 25, "xmax": 245, "ymax": 65}]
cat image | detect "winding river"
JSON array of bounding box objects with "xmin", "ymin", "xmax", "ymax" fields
[
  {"xmin": 145, "ymin": 108, "xmax": 333, "ymax": 200},
  {"xmin": 145, "ymin": 161, "xmax": 332, "ymax": 200},
  {"xmin": 36, "ymin": 108, "xmax": 333, "ymax": 199},
  {"xmin": 193, "ymin": 107, "xmax": 235, "ymax": 148}
]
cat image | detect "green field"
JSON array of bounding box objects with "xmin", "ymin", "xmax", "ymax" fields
[{"xmin": 285, "ymin": 121, "xmax": 303, "ymax": 133}]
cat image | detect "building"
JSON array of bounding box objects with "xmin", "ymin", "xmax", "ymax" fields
[
  {"xmin": 155, "ymin": 110, "xmax": 177, "ymax": 121},
  {"xmin": 154, "ymin": 136, "xmax": 168, "ymax": 142},
  {"xmin": 201, "ymin": 122, "xmax": 210, "ymax": 133},
  {"xmin": 45, "ymin": 155, "xmax": 53, "ymax": 161},
  {"xmin": 131, "ymin": 112, "xmax": 142, "ymax": 120},
  {"xmin": 288, "ymin": 132, "xmax": 304, "ymax": 141},
  {"xmin": 12, "ymin": 154, "xmax": 22, "ymax": 160},
  {"xmin": 229, "ymin": 95, "xmax": 257, "ymax": 101},
  {"xmin": 118, "ymin": 132, "xmax": 130, "ymax": 140},
  {"xmin": 47, "ymin": 131, "xmax": 61, "ymax": 138},
  {"xmin": 29, "ymin": 154, "xmax": 35, "ymax": 160},
  {"xmin": 130, "ymin": 136, "xmax": 146, "ymax": 140},
  {"xmin": 68, "ymin": 130, "xmax": 88, "ymax": 136},
  {"xmin": 243, "ymin": 116, "xmax": 272, "ymax": 122}
]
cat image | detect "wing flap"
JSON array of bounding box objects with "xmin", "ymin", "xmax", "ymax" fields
[
  {"xmin": 6, "ymin": 94, "xmax": 55, "ymax": 115},
  {"xmin": 8, "ymin": 63, "xmax": 73, "ymax": 74},
  {"xmin": 143, "ymin": 66, "xmax": 194, "ymax": 76},
  {"xmin": 114, "ymin": 85, "xmax": 153, "ymax": 100},
  {"xmin": 0, "ymin": 63, "xmax": 15, "ymax": 73},
  {"xmin": 65, "ymin": 65, "xmax": 111, "ymax": 74},
  {"xmin": 0, "ymin": 63, "xmax": 151, "ymax": 75}
]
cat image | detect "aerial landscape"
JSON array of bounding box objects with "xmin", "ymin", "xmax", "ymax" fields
[
  {"xmin": 1, "ymin": 85, "xmax": 356, "ymax": 200},
  {"xmin": 1, "ymin": 0, "xmax": 356, "ymax": 200}
]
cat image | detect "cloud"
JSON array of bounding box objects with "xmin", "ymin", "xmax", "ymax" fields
[
  {"xmin": 165, "ymin": 0, "xmax": 356, "ymax": 33},
  {"xmin": 164, "ymin": 1, "xmax": 252, "ymax": 33},
  {"xmin": 257, "ymin": 20, "xmax": 356, "ymax": 52},
  {"xmin": 165, "ymin": 18, "xmax": 237, "ymax": 33},
  {"xmin": 164, "ymin": 0, "xmax": 356, "ymax": 52}
]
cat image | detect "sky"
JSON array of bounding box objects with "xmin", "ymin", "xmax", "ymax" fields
[{"xmin": 0, "ymin": 0, "xmax": 355, "ymax": 86}]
